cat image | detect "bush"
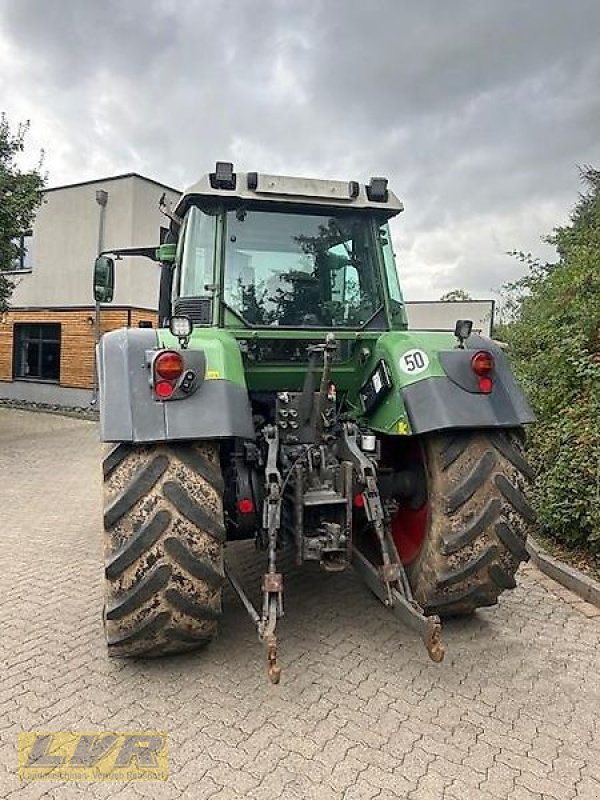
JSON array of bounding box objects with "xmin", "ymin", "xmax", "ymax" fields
[{"xmin": 503, "ymin": 168, "xmax": 600, "ymax": 554}]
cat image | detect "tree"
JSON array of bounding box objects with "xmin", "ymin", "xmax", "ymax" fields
[
  {"xmin": 440, "ymin": 288, "xmax": 472, "ymax": 301},
  {"xmin": 502, "ymin": 167, "xmax": 600, "ymax": 553},
  {"xmin": 0, "ymin": 114, "xmax": 46, "ymax": 312}
]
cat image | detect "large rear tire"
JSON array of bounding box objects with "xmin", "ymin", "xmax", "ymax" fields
[
  {"xmin": 406, "ymin": 429, "xmax": 535, "ymax": 617},
  {"xmin": 102, "ymin": 441, "xmax": 225, "ymax": 657}
]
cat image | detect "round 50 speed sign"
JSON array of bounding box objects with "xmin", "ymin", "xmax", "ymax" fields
[{"xmin": 399, "ymin": 348, "xmax": 430, "ymax": 375}]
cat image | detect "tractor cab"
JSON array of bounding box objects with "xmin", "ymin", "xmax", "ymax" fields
[{"xmin": 168, "ymin": 164, "xmax": 408, "ymax": 333}]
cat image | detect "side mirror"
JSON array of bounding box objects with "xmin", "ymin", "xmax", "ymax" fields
[{"xmin": 94, "ymin": 255, "xmax": 115, "ymax": 303}]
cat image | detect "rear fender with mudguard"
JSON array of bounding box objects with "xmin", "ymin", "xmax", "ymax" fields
[
  {"xmin": 401, "ymin": 335, "xmax": 535, "ymax": 434},
  {"xmin": 360, "ymin": 332, "xmax": 535, "ymax": 436},
  {"xmin": 97, "ymin": 327, "xmax": 254, "ymax": 443}
]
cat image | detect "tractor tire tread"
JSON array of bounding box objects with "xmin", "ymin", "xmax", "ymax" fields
[
  {"xmin": 439, "ymin": 435, "xmax": 471, "ymax": 471},
  {"xmin": 164, "ymin": 588, "xmax": 221, "ymax": 623},
  {"xmin": 427, "ymin": 584, "xmax": 498, "ymax": 612},
  {"xmin": 104, "ymin": 454, "xmax": 169, "ymax": 528},
  {"xmin": 107, "ymin": 611, "xmax": 170, "ymax": 648},
  {"xmin": 105, "ymin": 563, "xmax": 171, "ymax": 620},
  {"xmin": 441, "ymin": 497, "xmax": 501, "ymax": 554},
  {"xmin": 103, "ymin": 443, "xmax": 133, "ymax": 480},
  {"xmin": 495, "ymin": 520, "xmax": 530, "ymax": 562},
  {"xmin": 495, "ymin": 474, "xmax": 537, "ymax": 522},
  {"xmin": 408, "ymin": 429, "xmax": 533, "ymax": 617},
  {"xmin": 103, "ymin": 442, "xmax": 225, "ymax": 657},
  {"xmin": 105, "ymin": 510, "xmax": 171, "ymax": 579},
  {"xmin": 490, "ymin": 432, "xmax": 534, "ymax": 481},
  {"xmin": 164, "ymin": 536, "xmax": 225, "ymax": 589},
  {"xmin": 170, "ymin": 445, "xmax": 226, "ymax": 495},
  {"xmin": 438, "ymin": 544, "xmax": 499, "ymax": 588},
  {"xmin": 445, "ymin": 449, "xmax": 496, "ymax": 514},
  {"xmin": 489, "ymin": 563, "xmax": 517, "ymax": 590},
  {"xmin": 163, "ymin": 481, "xmax": 226, "ymax": 543}
]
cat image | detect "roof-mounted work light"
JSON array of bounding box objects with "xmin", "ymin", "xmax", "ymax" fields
[
  {"xmin": 210, "ymin": 161, "xmax": 236, "ymax": 190},
  {"xmin": 366, "ymin": 176, "xmax": 389, "ymax": 202}
]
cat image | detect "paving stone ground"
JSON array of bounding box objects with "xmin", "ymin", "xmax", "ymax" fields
[{"xmin": 1, "ymin": 408, "xmax": 599, "ymax": 800}]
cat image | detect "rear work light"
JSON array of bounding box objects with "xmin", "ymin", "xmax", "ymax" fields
[
  {"xmin": 154, "ymin": 351, "xmax": 184, "ymax": 381},
  {"xmin": 471, "ymin": 350, "xmax": 495, "ymax": 393}
]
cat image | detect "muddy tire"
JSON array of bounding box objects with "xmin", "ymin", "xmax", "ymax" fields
[
  {"xmin": 102, "ymin": 441, "xmax": 225, "ymax": 657},
  {"xmin": 407, "ymin": 429, "xmax": 535, "ymax": 617}
]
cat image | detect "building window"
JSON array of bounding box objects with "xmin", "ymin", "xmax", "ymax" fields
[
  {"xmin": 14, "ymin": 323, "xmax": 61, "ymax": 382},
  {"xmin": 9, "ymin": 231, "xmax": 34, "ymax": 271}
]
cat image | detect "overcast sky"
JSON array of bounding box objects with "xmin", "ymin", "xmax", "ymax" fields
[{"xmin": 1, "ymin": 0, "xmax": 599, "ymax": 300}]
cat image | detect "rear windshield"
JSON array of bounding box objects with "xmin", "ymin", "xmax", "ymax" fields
[{"xmin": 222, "ymin": 209, "xmax": 385, "ymax": 328}]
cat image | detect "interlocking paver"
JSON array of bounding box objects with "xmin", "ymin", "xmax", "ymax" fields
[
  {"xmin": 1, "ymin": 407, "xmax": 600, "ymax": 800},
  {"xmin": 479, "ymin": 762, "xmax": 519, "ymax": 799}
]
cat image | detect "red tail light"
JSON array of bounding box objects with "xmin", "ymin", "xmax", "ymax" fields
[
  {"xmin": 154, "ymin": 351, "xmax": 184, "ymax": 381},
  {"xmin": 471, "ymin": 350, "xmax": 494, "ymax": 376},
  {"xmin": 155, "ymin": 380, "xmax": 174, "ymax": 399},
  {"xmin": 471, "ymin": 350, "xmax": 494, "ymax": 393},
  {"xmin": 478, "ymin": 376, "xmax": 493, "ymax": 394}
]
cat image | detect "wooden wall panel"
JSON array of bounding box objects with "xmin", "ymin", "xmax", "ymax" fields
[{"xmin": 0, "ymin": 307, "xmax": 158, "ymax": 389}]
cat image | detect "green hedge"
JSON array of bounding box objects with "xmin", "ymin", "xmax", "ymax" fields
[{"xmin": 503, "ymin": 169, "xmax": 600, "ymax": 554}]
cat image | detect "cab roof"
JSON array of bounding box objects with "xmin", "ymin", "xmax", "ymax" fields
[{"xmin": 175, "ymin": 163, "xmax": 404, "ymax": 219}]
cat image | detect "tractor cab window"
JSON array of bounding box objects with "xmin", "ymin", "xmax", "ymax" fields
[
  {"xmin": 178, "ymin": 206, "xmax": 217, "ymax": 297},
  {"xmin": 222, "ymin": 210, "xmax": 385, "ymax": 328},
  {"xmin": 379, "ymin": 222, "xmax": 408, "ymax": 328}
]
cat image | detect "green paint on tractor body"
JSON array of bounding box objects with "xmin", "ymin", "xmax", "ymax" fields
[
  {"xmin": 159, "ymin": 325, "xmax": 456, "ymax": 436},
  {"xmin": 159, "ymin": 327, "xmax": 248, "ymax": 387}
]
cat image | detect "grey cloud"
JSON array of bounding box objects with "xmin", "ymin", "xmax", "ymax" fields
[{"xmin": 1, "ymin": 0, "xmax": 599, "ymax": 298}]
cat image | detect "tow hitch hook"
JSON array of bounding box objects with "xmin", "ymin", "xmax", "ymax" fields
[
  {"xmin": 425, "ymin": 617, "xmax": 445, "ymax": 663},
  {"xmin": 265, "ymin": 632, "xmax": 281, "ymax": 684},
  {"xmin": 225, "ymin": 562, "xmax": 284, "ymax": 684}
]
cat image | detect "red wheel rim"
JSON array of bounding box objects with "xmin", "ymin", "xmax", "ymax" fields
[{"xmin": 391, "ymin": 503, "xmax": 428, "ymax": 565}]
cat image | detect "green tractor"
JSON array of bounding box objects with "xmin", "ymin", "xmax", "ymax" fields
[{"xmin": 94, "ymin": 163, "xmax": 535, "ymax": 682}]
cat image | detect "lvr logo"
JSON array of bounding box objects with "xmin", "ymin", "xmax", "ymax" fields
[{"xmin": 18, "ymin": 732, "xmax": 168, "ymax": 781}]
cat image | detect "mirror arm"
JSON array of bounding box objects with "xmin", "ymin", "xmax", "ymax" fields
[{"xmin": 100, "ymin": 247, "xmax": 159, "ymax": 262}]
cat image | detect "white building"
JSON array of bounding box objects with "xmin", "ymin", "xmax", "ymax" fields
[
  {"xmin": 0, "ymin": 174, "xmax": 180, "ymax": 406},
  {"xmin": 405, "ymin": 300, "xmax": 494, "ymax": 336}
]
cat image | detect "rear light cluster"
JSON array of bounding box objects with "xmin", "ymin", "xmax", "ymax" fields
[
  {"xmin": 471, "ymin": 350, "xmax": 494, "ymax": 393},
  {"xmin": 153, "ymin": 351, "xmax": 184, "ymax": 400}
]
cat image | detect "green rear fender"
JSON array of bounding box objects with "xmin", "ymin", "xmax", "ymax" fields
[
  {"xmin": 355, "ymin": 331, "xmax": 454, "ymax": 435},
  {"xmin": 159, "ymin": 328, "xmax": 248, "ymax": 387},
  {"xmin": 355, "ymin": 331, "xmax": 535, "ymax": 436}
]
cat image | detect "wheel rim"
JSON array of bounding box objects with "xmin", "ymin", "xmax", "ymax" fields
[{"xmin": 391, "ymin": 502, "xmax": 428, "ymax": 565}]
